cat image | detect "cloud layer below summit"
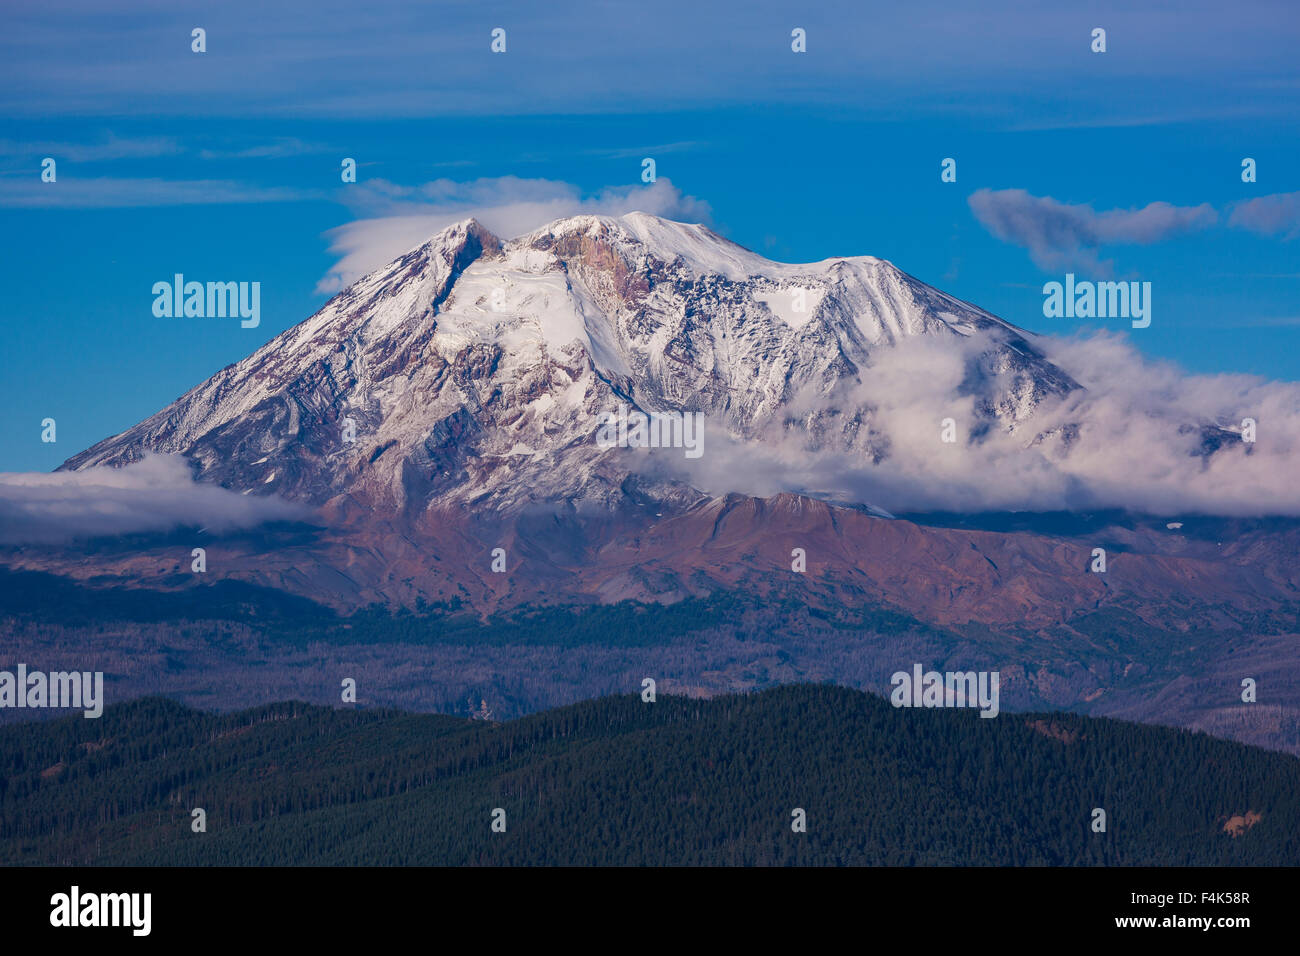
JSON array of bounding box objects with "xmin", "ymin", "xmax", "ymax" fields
[
  {"xmin": 0, "ymin": 454, "xmax": 307, "ymax": 544},
  {"xmin": 665, "ymin": 332, "xmax": 1300, "ymax": 517},
  {"xmin": 3, "ymin": 338, "xmax": 1297, "ymax": 529}
]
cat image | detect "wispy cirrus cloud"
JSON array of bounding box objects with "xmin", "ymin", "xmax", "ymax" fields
[
  {"xmin": 315, "ymin": 176, "xmax": 713, "ymax": 293},
  {"xmin": 1228, "ymin": 190, "xmax": 1300, "ymax": 239},
  {"xmin": 4, "ymin": 1, "xmax": 1298, "ymax": 125},
  {"xmin": 967, "ymin": 188, "xmax": 1217, "ymax": 274},
  {"xmin": 0, "ymin": 133, "xmax": 181, "ymax": 162},
  {"xmin": 0, "ymin": 132, "xmax": 328, "ymax": 166},
  {"xmin": 196, "ymin": 137, "xmax": 330, "ymax": 160},
  {"xmin": 0, "ymin": 133, "xmax": 331, "ymax": 207},
  {"xmin": 0, "ymin": 176, "xmax": 318, "ymax": 208}
]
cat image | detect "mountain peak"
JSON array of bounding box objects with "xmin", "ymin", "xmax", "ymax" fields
[
  {"xmin": 61, "ymin": 212, "xmax": 1080, "ymax": 518},
  {"xmin": 517, "ymin": 211, "xmax": 912, "ymax": 286},
  {"xmin": 419, "ymin": 217, "xmax": 502, "ymax": 261}
]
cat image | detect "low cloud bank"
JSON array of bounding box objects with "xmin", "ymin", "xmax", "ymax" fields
[
  {"xmin": 0, "ymin": 454, "xmax": 309, "ymax": 544},
  {"xmin": 665, "ymin": 332, "xmax": 1300, "ymax": 517}
]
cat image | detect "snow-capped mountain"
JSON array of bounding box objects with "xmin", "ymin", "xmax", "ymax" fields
[
  {"xmin": 28, "ymin": 214, "xmax": 1300, "ymax": 760},
  {"xmin": 60, "ymin": 213, "xmax": 1079, "ymax": 517}
]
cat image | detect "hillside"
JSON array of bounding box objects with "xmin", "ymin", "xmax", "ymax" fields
[{"xmin": 2, "ymin": 684, "xmax": 1295, "ymax": 866}]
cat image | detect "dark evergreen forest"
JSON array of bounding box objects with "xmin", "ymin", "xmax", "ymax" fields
[{"xmin": 2, "ymin": 684, "xmax": 1295, "ymax": 866}]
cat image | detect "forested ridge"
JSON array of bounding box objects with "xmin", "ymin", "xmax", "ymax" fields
[{"xmin": 1, "ymin": 684, "xmax": 1296, "ymax": 866}]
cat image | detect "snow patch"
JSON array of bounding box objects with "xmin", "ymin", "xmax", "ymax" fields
[{"xmin": 753, "ymin": 288, "xmax": 824, "ymax": 329}]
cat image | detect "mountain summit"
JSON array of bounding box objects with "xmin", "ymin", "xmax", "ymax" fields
[{"xmin": 61, "ymin": 213, "xmax": 1078, "ymax": 517}]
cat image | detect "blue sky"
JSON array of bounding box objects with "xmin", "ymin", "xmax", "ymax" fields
[{"xmin": 2, "ymin": 0, "xmax": 1298, "ymax": 472}]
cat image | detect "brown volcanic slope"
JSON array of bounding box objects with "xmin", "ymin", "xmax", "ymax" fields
[
  {"xmin": 5, "ymin": 492, "xmax": 1299, "ymax": 754},
  {"xmin": 4, "ymin": 492, "xmax": 1297, "ymax": 630}
]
